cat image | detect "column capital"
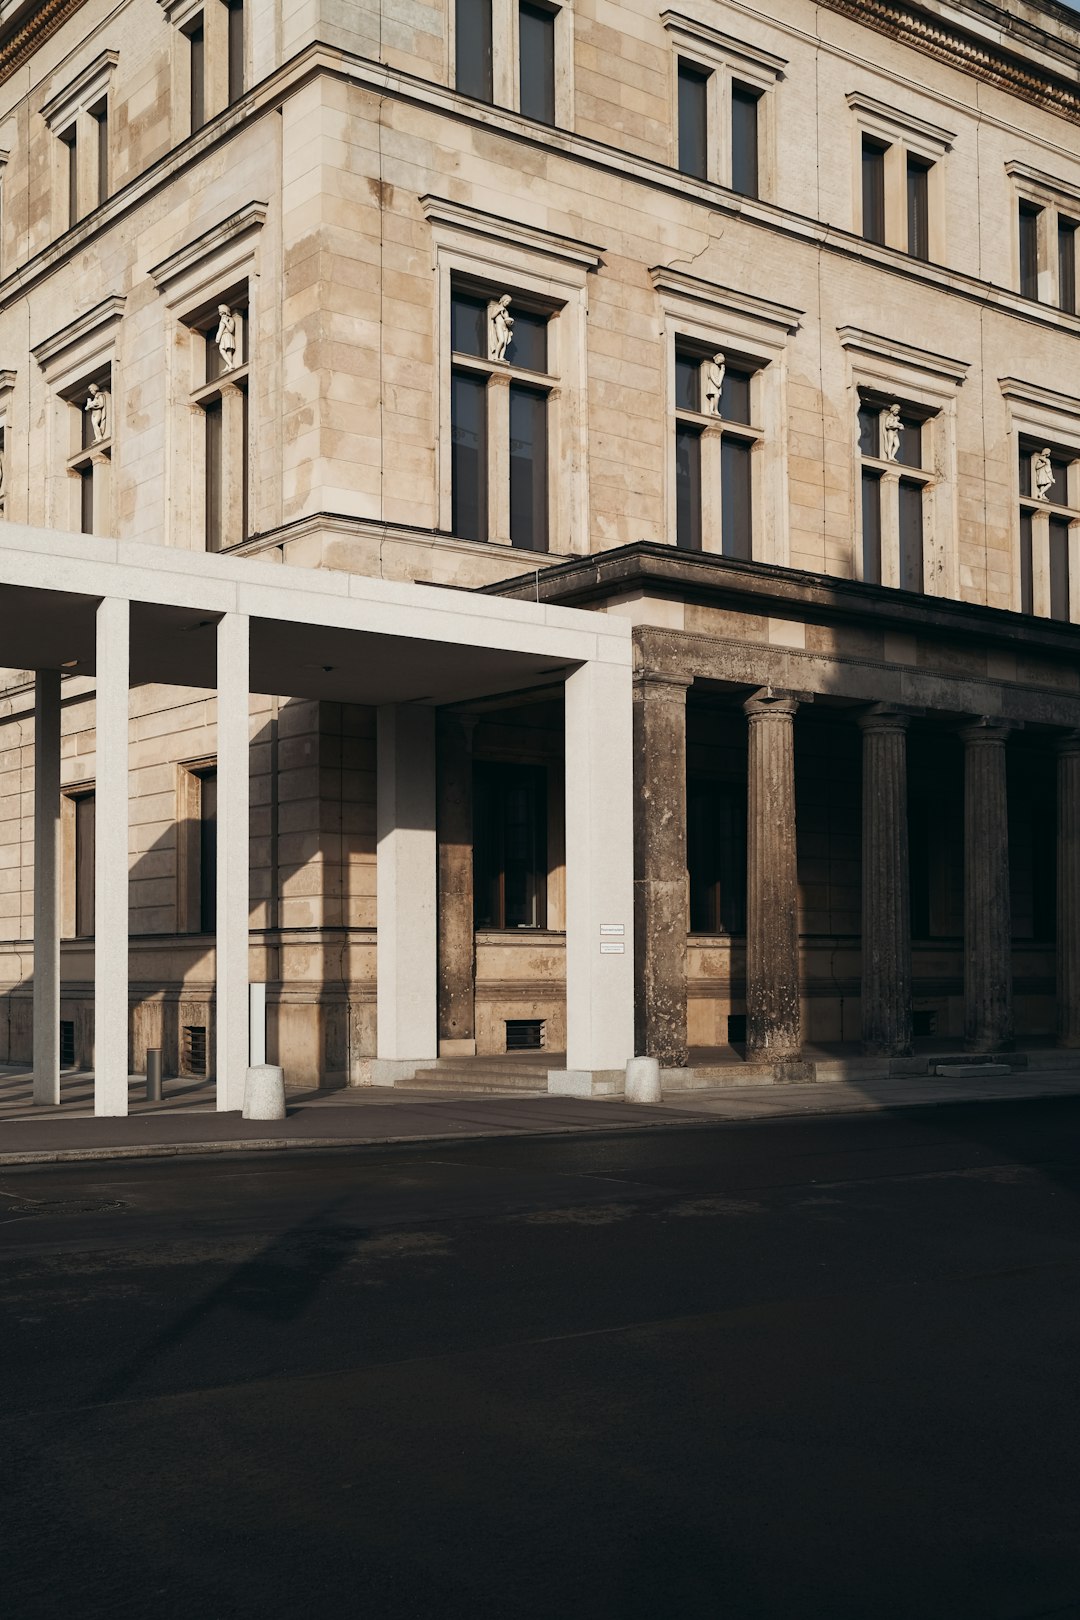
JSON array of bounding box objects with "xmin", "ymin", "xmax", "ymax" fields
[
  {"xmin": 856, "ymin": 704, "xmax": 914, "ymax": 735},
  {"xmin": 743, "ymin": 687, "xmax": 801, "ymax": 720},
  {"xmin": 958, "ymin": 716, "xmax": 1014, "ymax": 746},
  {"xmin": 1055, "ymin": 728, "xmax": 1080, "ymax": 758},
  {"xmin": 633, "ymin": 669, "xmax": 693, "ymax": 697}
]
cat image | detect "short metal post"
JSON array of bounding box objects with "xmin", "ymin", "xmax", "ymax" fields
[{"xmin": 146, "ymin": 1047, "xmax": 163, "ymax": 1103}]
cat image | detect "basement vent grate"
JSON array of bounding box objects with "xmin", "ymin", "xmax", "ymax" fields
[
  {"xmin": 59, "ymin": 1020, "xmax": 75, "ymax": 1068},
  {"xmin": 506, "ymin": 1019, "xmax": 544, "ymax": 1052},
  {"xmin": 727, "ymin": 1014, "xmax": 747, "ymax": 1046},
  {"xmin": 184, "ymin": 1025, "xmax": 208, "ymax": 1076}
]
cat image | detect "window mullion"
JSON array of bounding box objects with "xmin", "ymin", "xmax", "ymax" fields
[
  {"xmin": 1030, "ymin": 505, "xmax": 1052, "ymax": 618},
  {"xmin": 878, "ymin": 468, "xmax": 902, "ymax": 588},
  {"xmin": 487, "ymin": 370, "xmax": 512, "ymax": 543},
  {"xmin": 701, "ymin": 423, "xmax": 724, "ymax": 553}
]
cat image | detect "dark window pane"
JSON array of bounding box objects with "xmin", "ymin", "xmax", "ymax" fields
[
  {"xmin": 1049, "ymin": 516, "xmax": 1072, "ymax": 621},
  {"xmin": 674, "ymin": 351, "xmax": 699, "ymax": 412},
  {"xmin": 861, "ymin": 469, "xmax": 882, "ymax": 583},
  {"xmin": 75, "ymin": 793, "xmax": 96, "ymax": 937},
  {"xmin": 906, "ymin": 156, "xmax": 930, "ymax": 260},
  {"xmin": 721, "ymin": 436, "xmax": 752, "ymax": 559},
  {"xmin": 456, "ymin": 0, "xmax": 493, "ymax": 101},
  {"xmin": 204, "ymin": 397, "xmax": 222, "ymax": 552},
  {"xmin": 473, "ymin": 764, "xmax": 547, "ymax": 929},
  {"xmin": 858, "ymin": 405, "xmax": 879, "ymax": 458},
  {"xmin": 675, "ymin": 423, "xmax": 701, "ymax": 550},
  {"xmin": 1050, "ymin": 453, "xmax": 1071, "ymax": 506},
  {"xmin": 64, "ymin": 129, "xmax": 78, "ymax": 227},
  {"xmin": 730, "ymin": 83, "xmax": 760, "ymax": 199},
  {"xmin": 861, "ymin": 137, "xmax": 886, "ymax": 245},
  {"xmin": 240, "ymin": 383, "xmax": 249, "ymax": 542},
  {"xmin": 720, "ymin": 367, "xmax": 752, "ymax": 425},
  {"xmin": 1019, "ymin": 202, "xmax": 1040, "ymax": 300},
  {"xmin": 450, "ymin": 292, "xmax": 488, "ymax": 358},
  {"xmin": 190, "ymin": 22, "xmax": 205, "ymax": 131},
  {"xmin": 1019, "ymin": 509, "xmax": 1033, "ymax": 614},
  {"xmin": 899, "ymin": 478, "xmax": 924, "ymax": 593},
  {"xmin": 1019, "ymin": 445, "xmax": 1033, "ymax": 500},
  {"xmin": 509, "ymin": 383, "xmax": 548, "ymax": 552},
  {"xmin": 505, "ymin": 308, "xmax": 547, "ymax": 372},
  {"xmin": 897, "ymin": 414, "xmax": 923, "ymax": 469},
  {"xmin": 519, "ymin": 2, "xmax": 556, "ymax": 124},
  {"xmin": 677, "ymin": 62, "xmax": 709, "ymax": 180},
  {"xmin": 79, "ymin": 466, "xmax": 94, "ymax": 535},
  {"xmin": 227, "ymin": 0, "xmax": 244, "ymax": 103},
  {"xmin": 688, "ymin": 778, "xmax": 747, "ymax": 934},
  {"xmin": 199, "ymin": 770, "xmax": 217, "ymax": 933},
  {"xmin": 95, "ymin": 106, "xmax": 108, "ymax": 205},
  {"xmin": 451, "ymin": 370, "xmax": 488, "ymax": 541},
  {"xmin": 1059, "ymin": 219, "xmax": 1077, "ymax": 314}
]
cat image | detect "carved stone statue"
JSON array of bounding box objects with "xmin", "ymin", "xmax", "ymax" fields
[
  {"xmin": 85, "ymin": 383, "xmax": 109, "ymax": 443},
  {"xmin": 1033, "ymin": 446, "xmax": 1055, "ymax": 502},
  {"xmin": 882, "ymin": 403, "xmax": 902, "ymax": 463},
  {"xmin": 704, "ymin": 352, "xmax": 726, "ymax": 416},
  {"xmin": 215, "ymin": 304, "xmax": 238, "ymax": 371},
  {"xmin": 489, "ymin": 294, "xmax": 514, "ymax": 363}
]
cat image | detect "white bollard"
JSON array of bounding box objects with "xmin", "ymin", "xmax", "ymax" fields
[
  {"xmin": 625, "ymin": 1056, "xmax": 662, "ymax": 1104},
  {"xmin": 243, "ymin": 1063, "xmax": 286, "ymax": 1121}
]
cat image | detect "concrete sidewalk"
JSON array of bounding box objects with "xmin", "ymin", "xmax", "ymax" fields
[{"xmin": 2, "ymin": 1061, "xmax": 1080, "ymax": 1165}]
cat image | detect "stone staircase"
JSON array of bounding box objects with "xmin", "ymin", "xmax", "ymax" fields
[{"xmin": 405, "ymin": 1054, "xmax": 555, "ymax": 1094}]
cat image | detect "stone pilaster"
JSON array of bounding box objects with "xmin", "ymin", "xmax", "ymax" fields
[
  {"xmin": 436, "ymin": 713, "xmax": 476, "ymax": 1055},
  {"xmin": 633, "ymin": 671, "xmax": 691, "ymax": 1067},
  {"xmin": 1056, "ymin": 733, "xmax": 1080, "ymax": 1049},
  {"xmin": 744, "ymin": 690, "xmax": 801, "ymax": 1061},
  {"xmin": 960, "ymin": 719, "xmax": 1013, "ymax": 1053},
  {"xmin": 857, "ymin": 707, "xmax": 913, "ymax": 1056}
]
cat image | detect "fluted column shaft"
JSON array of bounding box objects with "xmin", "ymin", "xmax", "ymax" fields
[
  {"xmin": 858, "ymin": 709, "xmax": 913, "ymax": 1056},
  {"xmin": 1057, "ymin": 734, "xmax": 1080, "ymax": 1048},
  {"xmin": 961, "ymin": 721, "xmax": 1013, "ymax": 1053},
  {"xmin": 744, "ymin": 691, "xmax": 801, "ymax": 1060},
  {"xmin": 633, "ymin": 672, "xmax": 691, "ymax": 1067}
]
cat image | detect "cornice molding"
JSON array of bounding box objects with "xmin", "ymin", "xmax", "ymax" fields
[
  {"xmin": 999, "ymin": 374, "xmax": 1080, "ymax": 422},
  {"xmin": 838, "ymin": 325, "xmax": 970, "ymax": 384},
  {"xmin": 40, "ymin": 49, "xmax": 118, "ymax": 133},
  {"xmin": 148, "ymin": 201, "xmax": 267, "ymax": 310},
  {"xmin": 651, "ymin": 266, "xmax": 803, "ymax": 334},
  {"xmin": 31, "ymin": 293, "xmax": 125, "ymax": 381},
  {"xmin": 660, "ymin": 11, "xmax": 787, "ymax": 77},
  {"xmin": 0, "ymin": 0, "xmax": 88, "ymax": 90},
  {"xmin": 420, "ymin": 194, "xmax": 604, "ymax": 272}
]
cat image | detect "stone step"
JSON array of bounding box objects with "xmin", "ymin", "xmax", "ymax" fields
[{"xmin": 408, "ymin": 1067, "xmax": 549, "ymax": 1094}]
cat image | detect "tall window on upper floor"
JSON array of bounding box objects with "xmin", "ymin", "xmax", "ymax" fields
[
  {"xmin": 1019, "ymin": 201, "xmax": 1041, "ymax": 300},
  {"xmin": 450, "ymin": 284, "xmax": 554, "ymax": 552},
  {"xmin": 1009, "ymin": 168, "xmax": 1080, "ymax": 312},
  {"xmin": 473, "ymin": 762, "xmax": 548, "ymax": 929},
  {"xmin": 1018, "ymin": 441, "xmax": 1077, "ymax": 622},
  {"xmin": 456, "ymin": 0, "xmax": 494, "ymax": 101},
  {"xmin": 226, "ymin": 0, "xmax": 245, "ymax": 104},
  {"xmin": 60, "ymin": 125, "xmax": 78, "ymax": 229},
  {"xmin": 519, "ymin": 1, "xmax": 556, "ymax": 124},
  {"xmin": 190, "ymin": 297, "xmax": 249, "ymax": 551},
  {"xmin": 66, "ymin": 372, "xmax": 112, "ymax": 536},
  {"xmin": 730, "ymin": 82, "xmax": 761, "ymax": 199},
  {"xmin": 455, "ymin": 0, "xmax": 565, "ymax": 121},
  {"xmin": 849, "ymin": 96, "xmax": 951, "ymax": 261},
  {"xmin": 857, "ymin": 398, "xmax": 933, "ymax": 592},
  {"xmin": 860, "ymin": 136, "xmax": 887, "ymax": 246},
  {"xmin": 673, "ymin": 345, "xmax": 759, "ymax": 557},
  {"xmin": 667, "ymin": 20, "xmax": 782, "ymax": 197},
  {"xmin": 1059, "ymin": 218, "xmax": 1078, "ymax": 315},
  {"xmin": 906, "ymin": 155, "xmax": 931, "ymax": 261},
  {"xmin": 677, "ymin": 60, "xmax": 709, "ymax": 180},
  {"xmin": 186, "ymin": 15, "xmax": 207, "ymax": 131}
]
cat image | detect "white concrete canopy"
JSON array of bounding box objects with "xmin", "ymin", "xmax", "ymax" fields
[{"xmin": 0, "ymin": 524, "xmax": 636, "ymax": 1109}]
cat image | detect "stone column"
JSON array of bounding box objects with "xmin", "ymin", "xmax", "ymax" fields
[
  {"xmin": 632, "ymin": 671, "xmax": 691, "ymax": 1068},
  {"xmin": 375, "ymin": 704, "xmax": 438, "ymax": 1083},
  {"xmin": 437, "ymin": 712, "xmax": 476, "ymax": 1056},
  {"xmin": 744, "ymin": 690, "xmax": 801, "ymax": 1061},
  {"xmin": 960, "ymin": 719, "xmax": 1013, "ymax": 1053},
  {"xmin": 93, "ymin": 597, "xmax": 129, "ymax": 1117},
  {"xmin": 216, "ymin": 611, "xmax": 250, "ymax": 1111},
  {"xmin": 32, "ymin": 669, "xmax": 62, "ymax": 1106},
  {"xmin": 857, "ymin": 707, "xmax": 913, "ymax": 1056},
  {"xmin": 1056, "ymin": 732, "xmax": 1080, "ymax": 1048}
]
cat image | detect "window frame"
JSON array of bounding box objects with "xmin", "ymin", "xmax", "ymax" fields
[
  {"xmin": 40, "ymin": 50, "xmax": 117, "ymax": 237},
  {"xmin": 1000, "ymin": 377, "xmax": 1080, "ymax": 622},
  {"xmin": 663, "ymin": 12, "xmax": 784, "ymax": 199},
  {"xmin": 672, "ymin": 340, "xmax": 762, "ymax": 557},
  {"xmin": 472, "ymin": 760, "xmax": 549, "ymax": 931},
  {"xmin": 856, "ymin": 393, "xmax": 935, "ymax": 595},
  {"xmin": 1007, "ymin": 163, "xmax": 1080, "ymax": 312},
  {"xmin": 451, "ymin": 0, "xmax": 573, "ymax": 126},
  {"xmin": 847, "ymin": 93, "xmax": 952, "ymax": 262}
]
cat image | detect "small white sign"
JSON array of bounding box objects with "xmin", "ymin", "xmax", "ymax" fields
[
  {"xmin": 600, "ymin": 941, "xmax": 625, "ymax": 955},
  {"xmin": 600, "ymin": 924, "xmax": 625, "ymax": 936}
]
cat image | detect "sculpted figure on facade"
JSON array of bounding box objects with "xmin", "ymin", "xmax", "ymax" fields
[
  {"xmin": 215, "ymin": 305, "xmax": 238, "ymax": 371},
  {"xmin": 489, "ymin": 294, "xmax": 514, "ymax": 362},
  {"xmin": 704, "ymin": 353, "xmax": 726, "ymax": 416},
  {"xmin": 882, "ymin": 403, "xmax": 902, "ymax": 462},
  {"xmin": 1033, "ymin": 446, "xmax": 1055, "ymax": 501},
  {"xmin": 85, "ymin": 383, "xmax": 109, "ymax": 444}
]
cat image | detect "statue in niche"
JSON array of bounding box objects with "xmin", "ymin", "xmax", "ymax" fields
[
  {"xmin": 85, "ymin": 383, "xmax": 109, "ymax": 444},
  {"xmin": 882, "ymin": 403, "xmax": 902, "ymax": 462},
  {"xmin": 704, "ymin": 352, "xmax": 726, "ymax": 416},
  {"xmin": 489, "ymin": 294, "xmax": 514, "ymax": 362},
  {"xmin": 215, "ymin": 304, "xmax": 238, "ymax": 371},
  {"xmin": 1033, "ymin": 446, "xmax": 1055, "ymax": 502}
]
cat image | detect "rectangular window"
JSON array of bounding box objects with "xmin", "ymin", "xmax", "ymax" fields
[
  {"xmin": 674, "ymin": 351, "xmax": 700, "ymax": 413},
  {"xmin": 61, "ymin": 128, "xmax": 78, "ymax": 228},
  {"xmin": 688, "ymin": 778, "xmax": 746, "ymax": 934},
  {"xmin": 74, "ymin": 792, "xmax": 96, "ymax": 937},
  {"xmin": 720, "ymin": 436, "xmax": 752, "ymax": 560},
  {"xmin": 198, "ymin": 768, "xmax": 217, "ymax": 932},
  {"xmin": 92, "ymin": 103, "xmax": 108, "ymax": 207},
  {"xmin": 906, "ymin": 156, "xmax": 930, "ymax": 260},
  {"xmin": 1019, "ymin": 202, "xmax": 1041, "ymax": 300},
  {"xmin": 898, "ymin": 478, "xmax": 924, "ymax": 593},
  {"xmin": 450, "ymin": 291, "xmax": 488, "ymax": 358},
  {"xmin": 897, "ymin": 413, "xmax": 923, "ymax": 469},
  {"xmin": 189, "ymin": 20, "xmax": 206, "ymax": 131},
  {"xmin": 505, "ymin": 308, "xmax": 547, "ymax": 373},
  {"xmin": 861, "ymin": 137, "xmax": 887, "ymax": 246},
  {"xmin": 473, "ymin": 763, "xmax": 547, "ymax": 929},
  {"xmin": 204, "ymin": 396, "xmax": 223, "ymax": 553},
  {"xmin": 226, "ymin": 0, "xmax": 245, "ymax": 104},
  {"xmin": 1019, "ymin": 508, "xmax": 1033, "ymax": 615},
  {"xmin": 519, "ymin": 2, "xmax": 556, "ymax": 125},
  {"xmin": 677, "ymin": 62, "xmax": 709, "ymax": 181},
  {"xmin": 1049, "ymin": 517, "xmax": 1072, "ymax": 622},
  {"xmin": 730, "ymin": 83, "xmax": 760, "ymax": 200},
  {"xmin": 720, "ymin": 367, "xmax": 752, "ymax": 426},
  {"xmin": 451, "ymin": 370, "xmax": 488, "ymax": 541},
  {"xmin": 857, "ymin": 405, "xmax": 880, "ymax": 459},
  {"xmin": 861, "ymin": 470, "xmax": 882, "ymax": 584},
  {"xmin": 509, "ymin": 383, "xmax": 548, "ymax": 552},
  {"xmin": 1059, "ymin": 218, "xmax": 1077, "ymax": 315},
  {"xmin": 79, "ymin": 466, "xmax": 94, "ymax": 535},
  {"xmin": 675, "ymin": 423, "xmax": 702, "ymax": 551},
  {"xmin": 456, "ymin": 0, "xmax": 494, "ymax": 102}
]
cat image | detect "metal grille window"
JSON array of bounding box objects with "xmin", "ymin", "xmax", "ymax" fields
[
  {"xmin": 673, "ymin": 344, "xmax": 759, "ymax": 557},
  {"xmin": 506, "ymin": 1019, "xmax": 545, "ymax": 1051},
  {"xmin": 857, "ymin": 397, "xmax": 933, "ymax": 592},
  {"xmin": 184, "ymin": 1025, "xmax": 208, "ymax": 1077},
  {"xmin": 1018, "ymin": 440, "xmax": 1078, "ymax": 622}
]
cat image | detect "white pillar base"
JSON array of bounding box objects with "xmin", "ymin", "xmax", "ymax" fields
[{"xmin": 547, "ymin": 1068, "xmax": 625, "ymax": 1098}]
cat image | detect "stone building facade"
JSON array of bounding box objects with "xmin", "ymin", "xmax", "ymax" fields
[{"xmin": 1, "ymin": 0, "xmax": 1079, "ymax": 1091}]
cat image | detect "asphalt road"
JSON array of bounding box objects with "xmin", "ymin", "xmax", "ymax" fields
[{"xmin": 3, "ymin": 1099, "xmax": 1080, "ymax": 1620}]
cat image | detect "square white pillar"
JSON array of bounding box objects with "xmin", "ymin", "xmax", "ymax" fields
[
  {"xmin": 373, "ymin": 705, "xmax": 437, "ymax": 1084},
  {"xmin": 32, "ymin": 669, "xmax": 62, "ymax": 1106},
  {"xmin": 216, "ymin": 612, "xmax": 250, "ymax": 1111},
  {"xmin": 549, "ymin": 658, "xmax": 636, "ymax": 1097},
  {"xmin": 94, "ymin": 597, "xmax": 129, "ymax": 1117}
]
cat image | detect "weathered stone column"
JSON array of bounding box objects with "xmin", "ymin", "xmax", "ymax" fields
[
  {"xmin": 1056, "ymin": 732, "xmax": 1080, "ymax": 1048},
  {"xmin": 633, "ymin": 672, "xmax": 691, "ymax": 1067},
  {"xmin": 215, "ymin": 610, "xmax": 251, "ymax": 1112},
  {"xmin": 744, "ymin": 690, "xmax": 801, "ymax": 1061},
  {"xmin": 437, "ymin": 712, "xmax": 476, "ymax": 1056},
  {"xmin": 960, "ymin": 719, "xmax": 1013, "ymax": 1053},
  {"xmin": 93, "ymin": 597, "xmax": 130, "ymax": 1117},
  {"xmin": 858, "ymin": 707, "xmax": 913, "ymax": 1056},
  {"xmin": 32, "ymin": 669, "xmax": 62, "ymax": 1106}
]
